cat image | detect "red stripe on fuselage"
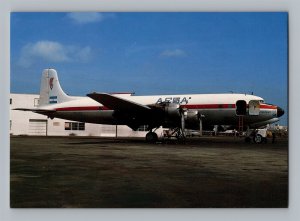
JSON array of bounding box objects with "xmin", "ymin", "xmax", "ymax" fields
[
  {"xmin": 55, "ymin": 104, "xmax": 277, "ymax": 111},
  {"xmin": 55, "ymin": 106, "xmax": 110, "ymax": 111},
  {"xmin": 181, "ymin": 104, "xmax": 236, "ymax": 109},
  {"xmin": 259, "ymin": 104, "xmax": 277, "ymax": 109}
]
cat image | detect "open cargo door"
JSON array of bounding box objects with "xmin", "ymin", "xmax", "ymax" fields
[{"xmin": 248, "ymin": 100, "xmax": 260, "ymax": 116}]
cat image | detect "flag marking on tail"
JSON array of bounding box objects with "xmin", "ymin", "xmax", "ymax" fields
[{"xmin": 49, "ymin": 96, "xmax": 57, "ymax": 104}]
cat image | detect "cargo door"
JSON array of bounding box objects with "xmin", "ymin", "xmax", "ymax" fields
[{"xmin": 248, "ymin": 100, "xmax": 260, "ymax": 115}]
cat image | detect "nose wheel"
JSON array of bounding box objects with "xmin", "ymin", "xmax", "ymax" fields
[
  {"xmin": 245, "ymin": 128, "xmax": 268, "ymax": 144},
  {"xmin": 253, "ymin": 134, "xmax": 263, "ymax": 144},
  {"xmin": 253, "ymin": 134, "xmax": 267, "ymax": 144}
]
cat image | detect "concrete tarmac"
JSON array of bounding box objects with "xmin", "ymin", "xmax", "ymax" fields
[{"xmin": 10, "ymin": 136, "xmax": 288, "ymax": 208}]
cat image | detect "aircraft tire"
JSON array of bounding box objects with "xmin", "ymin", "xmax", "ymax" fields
[
  {"xmin": 253, "ymin": 134, "xmax": 263, "ymax": 144},
  {"xmin": 146, "ymin": 132, "xmax": 158, "ymax": 142}
]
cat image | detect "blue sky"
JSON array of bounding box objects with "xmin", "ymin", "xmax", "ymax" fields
[{"xmin": 10, "ymin": 12, "xmax": 288, "ymax": 125}]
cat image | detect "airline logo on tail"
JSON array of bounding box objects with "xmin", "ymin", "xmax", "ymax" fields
[{"xmin": 49, "ymin": 77, "xmax": 54, "ymax": 90}]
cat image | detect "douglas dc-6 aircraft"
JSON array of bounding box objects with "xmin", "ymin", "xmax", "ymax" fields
[{"xmin": 15, "ymin": 69, "xmax": 284, "ymax": 143}]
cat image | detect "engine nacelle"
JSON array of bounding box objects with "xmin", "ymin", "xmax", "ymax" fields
[
  {"xmin": 163, "ymin": 103, "xmax": 181, "ymax": 119},
  {"xmin": 154, "ymin": 102, "xmax": 201, "ymax": 128},
  {"xmin": 185, "ymin": 110, "xmax": 199, "ymax": 123}
]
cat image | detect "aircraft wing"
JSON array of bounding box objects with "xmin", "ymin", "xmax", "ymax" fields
[{"xmin": 87, "ymin": 92, "xmax": 151, "ymax": 112}]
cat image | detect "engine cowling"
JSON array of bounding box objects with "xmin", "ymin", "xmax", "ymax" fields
[
  {"xmin": 158, "ymin": 103, "xmax": 200, "ymax": 126},
  {"xmin": 151, "ymin": 102, "xmax": 181, "ymax": 127},
  {"xmin": 163, "ymin": 103, "xmax": 181, "ymax": 119},
  {"xmin": 150, "ymin": 102, "xmax": 202, "ymax": 128},
  {"xmin": 185, "ymin": 110, "xmax": 199, "ymax": 123}
]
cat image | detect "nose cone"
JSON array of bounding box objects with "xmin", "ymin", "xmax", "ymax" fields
[{"xmin": 277, "ymin": 106, "xmax": 285, "ymax": 117}]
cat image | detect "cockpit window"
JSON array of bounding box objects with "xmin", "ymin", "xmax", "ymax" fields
[{"xmin": 259, "ymin": 100, "xmax": 265, "ymax": 103}]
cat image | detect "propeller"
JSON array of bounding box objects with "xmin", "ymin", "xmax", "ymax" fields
[
  {"xmin": 198, "ymin": 113, "xmax": 205, "ymax": 136},
  {"xmin": 179, "ymin": 107, "xmax": 187, "ymax": 138}
]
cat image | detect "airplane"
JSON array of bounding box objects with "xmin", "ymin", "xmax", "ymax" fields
[{"xmin": 14, "ymin": 68, "xmax": 284, "ymax": 143}]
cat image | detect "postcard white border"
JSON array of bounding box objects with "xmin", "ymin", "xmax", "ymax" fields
[{"xmin": 1, "ymin": 1, "xmax": 298, "ymax": 221}]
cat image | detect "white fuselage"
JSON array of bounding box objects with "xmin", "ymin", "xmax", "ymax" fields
[{"xmin": 42, "ymin": 93, "xmax": 278, "ymax": 129}]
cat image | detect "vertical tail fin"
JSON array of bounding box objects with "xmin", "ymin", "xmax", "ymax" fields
[{"xmin": 38, "ymin": 69, "xmax": 73, "ymax": 106}]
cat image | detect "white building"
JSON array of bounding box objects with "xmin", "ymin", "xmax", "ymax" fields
[{"xmin": 10, "ymin": 93, "xmax": 163, "ymax": 137}]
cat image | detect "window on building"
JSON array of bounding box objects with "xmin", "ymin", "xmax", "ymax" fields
[
  {"xmin": 71, "ymin": 123, "xmax": 78, "ymax": 130},
  {"xmin": 65, "ymin": 122, "xmax": 70, "ymax": 130},
  {"xmin": 65, "ymin": 122, "xmax": 85, "ymax": 131},
  {"xmin": 137, "ymin": 125, "xmax": 148, "ymax": 131},
  {"xmin": 10, "ymin": 98, "xmax": 12, "ymax": 105},
  {"xmin": 34, "ymin": 98, "xmax": 39, "ymax": 107},
  {"xmin": 78, "ymin": 123, "xmax": 85, "ymax": 130}
]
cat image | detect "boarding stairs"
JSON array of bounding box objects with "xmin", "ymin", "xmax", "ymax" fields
[{"xmin": 238, "ymin": 116, "xmax": 244, "ymax": 136}]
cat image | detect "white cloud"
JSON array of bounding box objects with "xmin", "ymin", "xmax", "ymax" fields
[
  {"xmin": 66, "ymin": 12, "xmax": 114, "ymax": 24},
  {"xmin": 75, "ymin": 46, "xmax": 92, "ymax": 62},
  {"xmin": 18, "ymin": 40, "xmax": 92, "ymax": 67},
  {"xmin": 160, "ymin": 49, "xmax": 187, "ymax": 58}
]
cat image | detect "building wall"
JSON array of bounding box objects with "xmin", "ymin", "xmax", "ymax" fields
[
  {"xmin": 10, "ymin": 93, "xmax": 163, "ymax": 137},
  {"xmin": 10, "ymin": 93, "xmax": 48, "ymax": 135}
]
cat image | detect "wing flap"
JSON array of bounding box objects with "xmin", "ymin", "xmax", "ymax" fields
[{"xmin": 87, "ymin": 92, "xmax": 151, "ymax": 112}]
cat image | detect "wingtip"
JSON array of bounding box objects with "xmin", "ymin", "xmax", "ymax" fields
[{"xmin": 86, "ymin": 92, "xmax": 97, "ymax": 97}]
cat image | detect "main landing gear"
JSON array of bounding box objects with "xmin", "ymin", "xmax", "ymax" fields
[
  {"xmin": 145, "ymin": 131, "xmax": 158, "ymax": 142},
  {"xmin": 146, "ymin": 125, "xmax": 188, "ymax": 143},
  {"xmin": 145, "ymin": 110, "xmax": 204, "ymax": 143}
]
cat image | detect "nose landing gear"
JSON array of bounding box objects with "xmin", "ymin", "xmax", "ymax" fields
[{"xmin": 245, "ymin": 128, "xmax": 268, "ymax": 144}]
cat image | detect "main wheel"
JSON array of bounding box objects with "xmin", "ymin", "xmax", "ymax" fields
[
  {"xmin": 253, "ymin": 134, "xmax": 263, "ymax": 144},
  {"xmin": 145, "ymin": 132, "xmax": 158, "ymax": 142}
]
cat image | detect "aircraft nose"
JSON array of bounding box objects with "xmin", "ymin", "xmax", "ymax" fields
[{"xmin": 277, "ymin": 106, "xmax": 284, "ymax": 117}]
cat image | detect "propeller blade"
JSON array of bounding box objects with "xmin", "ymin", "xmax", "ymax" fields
[
  {"xmin": 198, "ymin": 113, "xmax": 205, "ymax": 136},
  {"xmin": 180, "ymin": 110, "xmax": 186, "ymax": 138}
]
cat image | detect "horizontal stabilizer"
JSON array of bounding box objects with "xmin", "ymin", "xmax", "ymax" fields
[
  {"xmin": 87, "ymin": 92, "xmax": 151, "ymax": 112},
  {"xmin": 13, "ymin": 108, "xmax": 56, "ymax": 114}
]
